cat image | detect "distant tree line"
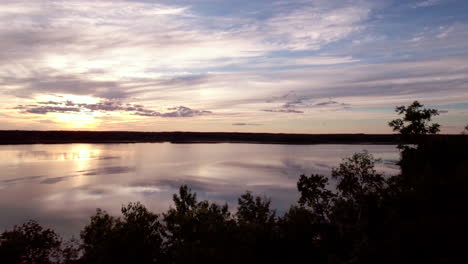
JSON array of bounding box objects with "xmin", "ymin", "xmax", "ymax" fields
[{"xmin": 1, "ymin": 101, "xmax": 468, "ymax": 263}]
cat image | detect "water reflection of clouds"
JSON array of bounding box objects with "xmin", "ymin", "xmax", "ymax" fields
[
  {"xmin": 217, "ymin": 160, "xmax": 311, "ymax": 177},
  {"xmin": 279, "ymin": 159, "xmax": 313, "ymax": 178},
  {"xmin": 1, "ymin": 175, "xmax": 44, "ymax": 184},
  {"xmin": 14, "ymin": 149, "xmax": 120, "ymax": 162},
  {"xmin": 128, "ymin": 175, "xmax": 299, "ymax": 213},
  {"xmin": 38, "ymin": 166, "xmax": 136, "ymax": 185},
  {"xmin": 219, "ymin": 161, "xmax": 283, "ymax": 172},
  {"xmin": 132, "ymin": 176, "xmax": 241, "ymax": 193},
  {"xmin": 0, "ymin": 176, "xmax": 44, "ymax": 191},
  {"xmin": 78, "ymin": 166, "xmax": 135, "ymax": 176},
  {"xmin": 41, "ymin": 176, "xmax": 78, "ymax": 184}
]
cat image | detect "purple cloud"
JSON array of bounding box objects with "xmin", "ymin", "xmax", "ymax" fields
[{"xmin": 16, "ymin": 100, "xmax": 212, "ymax": 118}]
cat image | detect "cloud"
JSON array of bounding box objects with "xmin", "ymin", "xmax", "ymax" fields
[
  {"xmin": 313, "ymin": 100, "xmax": 351, "ymax": 109},
  {"xmin": 134, "ymin": 106, "xmax": 213, "ymax": 118},
  {"xmin": 262, "ymin": 109, "xmax": 304, "ymax": 113},
  {"xmin": 238, "ymin": 57, "xmax": 468, "ymax": 109},
  {"xmin": 14, "ymin": 99, "xmax": 213, "ymax": 118},
  {"xmin": 266, "ymin": 91, "xmax": 297, "ymax": 103},
  {"xmin": 16, "ymin": 105, "xmax": 82, "ymax": 114},
  {"xmin": 264, "ymin": 91, "xmax": 309, "ymax": 113},
  {"xmin": 38, "ymin": 101, "xmax": 62, "ymax": 105},
  {"xmin": 257, "ymin": 1, "xmax": 372, "ymax": 50},
  {"xmin": 412, "ymin": 0, "xmax": 444, "ymax": 8},
  {"xmin": 263, "ymin": 91, "xmax": 351, "ymax": 114},
  {"xmin": 162, "ymin": 106, "xmax": 212, "ymax": 118},
  {"xmin": 315, "ymin": 100, "xmax": 339, "ymax": 106},
  {"xmin": 4, "ymin": 75, "xmax": 130, "ymax": 99},
  {"xmin": 14, "ymin": 100, "xmax": 133, "ymax": 114},
  {"xmin": 239, "ymin": 56, "xmax": 359, "ymax": 69},
  {"xmin": 282, "ymin": 98, "xmax": 308, "ymax": 109},
  {"xmin": 232, "ymin": 122, "xmax": 263, "ymax": 126},
  {"xmin": 0, "ymin": 1, "xmax": 457, "ymax": 83}
]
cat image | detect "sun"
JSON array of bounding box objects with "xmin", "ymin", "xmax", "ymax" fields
[
  {"xmin": 54, "ymin": 113, "xmax": 100, "ymax": 129},
  {"xmin": 32, "ymin": 94, "xmax": 103, "ymax": 129},
  {"xmin": 30, "ymin": 93, "xmax": 141, "ymax": 129}
]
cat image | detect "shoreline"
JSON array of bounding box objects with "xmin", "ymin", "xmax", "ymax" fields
[
  {"xmin": 1, "ymin": 130, "xmax": 463, "ymax": 145},
  {"xmin": 0, "ymin": 130, "xmax": 401, "ymax": 145}
]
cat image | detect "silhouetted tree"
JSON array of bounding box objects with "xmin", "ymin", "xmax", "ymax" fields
[
  {"xmin": 278, "ymin": 205, "xmax": 331, "ymax": 263},
  {"xmin": 297, "ymin": 174, "xmax": 335, "ymax": 221},
  {"xmin": 235, "ymin": 191, "xmax": 279, "ymax": 264},
  {"xmin": 333, "ymin": 152, "xmax": 391, "ymax": 263},
  {"xmin": 0, "ymin": 221, "xmax": 63, "ymax": 264},
  {"xmin": 163, "ymin": 185, "xmax": 236, "ymax": 264},
  {"xmin": 297, "ymin": 151, "xmax": 399, "ymax": 263},
  {"xmin": 80, "ymin": 202, "xmax": 164, "ymax": 264},
  {"xmin": 236, "ymin": 191, "xmax": 276, "ymax": 225},
  {"xmin": 332, "ymin": 151, "xmax": 385, "ymax": 202},
  {"xmin": 462, "ymin": 124, "xmax": 468, "ymax": 134},
  {"xmin": 388, "ymin": 101, "xmax": 440, "ymax": 136},
  {"xmin": 392, "ymin": 136, "xmax": 468, "ymax": 263}
]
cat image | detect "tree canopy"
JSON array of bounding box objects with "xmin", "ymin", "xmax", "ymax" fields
[{"xmin": 388, "ymin": 100, "xmax": 440, "ymax": 136}]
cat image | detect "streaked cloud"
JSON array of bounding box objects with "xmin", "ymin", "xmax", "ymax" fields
[
  {"xmin": 412, "ymin": 0, "xmax": 445, "ymax": 8},
  {"xmin": 263, "ymin": 109, "xmax": 304, "ymax": 114}
]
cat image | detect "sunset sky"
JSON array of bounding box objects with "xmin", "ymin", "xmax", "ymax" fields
[{"xmin": 1, "ymin": 0, "xmax": 467, "ymax": 133}]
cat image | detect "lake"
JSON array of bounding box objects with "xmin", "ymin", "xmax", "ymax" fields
[{"xmin": 0, "ymin": 143, "xmax": 399, "ymax": 237}]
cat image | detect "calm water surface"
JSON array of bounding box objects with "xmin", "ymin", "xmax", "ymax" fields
[{"xmin": 0, "ymin": 143, "xmax": 399, "ymax": 236}]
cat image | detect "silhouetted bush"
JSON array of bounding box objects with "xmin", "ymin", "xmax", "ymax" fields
[
  {"xmin": 163, "ymin": 186, "xmax": 236, "ymax": 264},
  {"xmin": 79, "ymin": 202, "xmax": 164, "ymax": 264},
  {"xmin": 0, "ymin": 220, "xmax": 78, "ymax": 264}
]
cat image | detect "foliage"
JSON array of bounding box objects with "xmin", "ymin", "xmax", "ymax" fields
[
  {"xmin": 235, "ymin": 192, "xmax": 279, "ymax": 264},
  {"xmin": 332, "ymin": 151, "xmax": 385, "ymax": 202},
  {"xmin": 463, "ymin": 124, "xmax": 468, "ymax": 134},
  {"xmin": 394, "ymin": 138, "xmax": 468, "ymax": 263},
  {"xmin": 80, "ymin": 202, "xmax": 164, "ymax": 264},
  {"xmin": 0, "ymin": 220, "xmax": 70, "ymax": 264},
  {"xmin": 388, "ymin": 100, "xmax": 440, "ymax": 137},
  {"xmin": 236, "ymin": 191, "xmax": 275, "ymax": 225},
  {"xmin": 163, "ymin": 185, "xmax": 236, "ymax": 264},
  {"xmin": 298, "ymin": 151, "xmax": 391, "ymax": 263},
  {"xmin": 297, "ymin": 174, "xmax": 335, "ymax": 220}
]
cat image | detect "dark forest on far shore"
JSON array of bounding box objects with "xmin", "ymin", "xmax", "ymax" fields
[{"xmin": 1, "ymin": 130, "xmax": 466, "ymax": 145}]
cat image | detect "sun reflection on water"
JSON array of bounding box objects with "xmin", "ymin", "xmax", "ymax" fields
[{"xmin": 69, "ymin": 144, "xmax": 101, "ymax": 186}]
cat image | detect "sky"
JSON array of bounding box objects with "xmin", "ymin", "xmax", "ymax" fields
[{"xmin": 0, "ymin": 0, "xmax": 467, "ymax": 133}]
